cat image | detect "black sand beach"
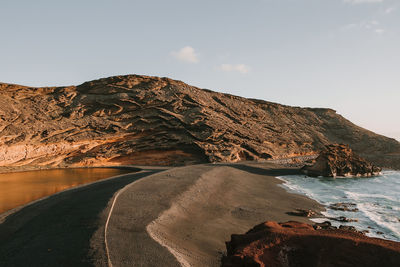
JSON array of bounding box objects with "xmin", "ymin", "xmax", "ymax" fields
[{"xmin": 0, "ymin": 163, "xmax": 323, "ymax": 266}]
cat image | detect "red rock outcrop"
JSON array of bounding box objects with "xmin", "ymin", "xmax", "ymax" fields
[
  {"xmin": 302, "ymin": 144, "xmax": 382, "ymax": 177},
  {"xmin": 222, "ymin": 221, "xmax": 400, "ymax": 267},
  {"xmin": 0, "ymin": 75, "xmax": 399, "ymax": 170}
]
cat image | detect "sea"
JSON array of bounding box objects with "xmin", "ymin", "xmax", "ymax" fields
[{"xmin": 278, "ymin": 170, "xmax": 400, "ymax": 242}]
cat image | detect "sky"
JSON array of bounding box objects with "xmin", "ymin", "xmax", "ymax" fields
[{"xmin": 1, "ymin": 0, "xmax": 399, "ymax": 140}]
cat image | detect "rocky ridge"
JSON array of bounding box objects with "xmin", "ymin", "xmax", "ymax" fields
[
  {"xmin": 222, "ymin": 221, "xmax": 400, "ymax": 267},
  {"xmin": 0, "ymin": 74, "xmax": 399, "ymax": 169}
]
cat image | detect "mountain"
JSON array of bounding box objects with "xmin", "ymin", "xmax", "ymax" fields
[{"xmin": 0, "ymin": 74, "xmax": 399, "ymax": 169}]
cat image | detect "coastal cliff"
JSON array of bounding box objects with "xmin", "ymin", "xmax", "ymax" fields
[{"xmin": 0, "ymin": 74, "xmax": 399, "ymax": 169}]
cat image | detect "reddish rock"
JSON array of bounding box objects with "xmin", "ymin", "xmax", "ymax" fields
[
  {"xmin": 222, "ymin": 221, "xmax": 400, "ymax": 267},
  {"xmin": 302, "ymin": 144, "xmax": 382, "ymax": 177}
]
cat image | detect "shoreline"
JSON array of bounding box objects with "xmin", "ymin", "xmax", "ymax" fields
[
  {"xmin": 0, "ymin": 169, "xmax": 163, "ymax": 266},
  {"xmin": 104, "ymin": 162, "xmax": 324, "ymax": 266},
  {"xmin": 278, "ymin": 170, "xmax": 400, "ymax": 242},
  {"xmin": 0, "ymin": 166, "xmax": 144, "ymax": 222},
  {"xmin": 2, "ymin": 162, "xmax": 397, "ymax": 266},
  {"xmin": 0, "ymin": 164, "xmax": 143, "ymax": 174}
]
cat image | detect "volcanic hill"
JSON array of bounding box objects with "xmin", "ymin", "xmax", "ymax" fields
[{"xmin": 0, "ymin": 74, "xmax": 399, "ymax": 169}]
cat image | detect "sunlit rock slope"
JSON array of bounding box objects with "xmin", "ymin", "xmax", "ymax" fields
[{"xmin": 0, "ymin": 74, "xmax": 399, "ymax": 169}]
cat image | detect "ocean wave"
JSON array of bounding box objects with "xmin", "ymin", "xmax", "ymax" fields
[
  {"xmin": 277, "ymin": 176, "xmax": 319, "ymax": 201},
  {"xmin": 344, "ymin": 191, "xmax": 399, "ymax": 203},
  {"xmin": 278, "ymin": 171, "xmax": 400, "ymax": 242},
  {"xmin": 357, "ymin": 202, "xmax": 400, "ymax": 240}
]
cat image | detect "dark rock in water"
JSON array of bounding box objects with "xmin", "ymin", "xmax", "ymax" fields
[
  {"xmin": 287, "ymin": 209, "xmax": 317, "ymax": 217},
  {"xmin": 313, "ymin": 221, "xmax": 337, "ymax": 230},
  {"xmin": 222, "ymin": 221, "xmax": 400, "ymax": 267},
  {"xmin": 301, "ymin": 144, "xmax": 382, "ymax": 177},
  {"xmin": 329, "ymin": 202, "xmax": 359, "ymax": 212},
  {"xmin": 329, "ymin": 216, "xmax": 358, "ymax": 223},
  {"xmin": 339, "ymin": 225, "xmax": 360, "ymax": 233}
]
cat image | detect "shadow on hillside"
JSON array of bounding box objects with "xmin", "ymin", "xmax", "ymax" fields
[{"xmin": 218, "ymin": 163, "xmax": 302, "ymax": 177}]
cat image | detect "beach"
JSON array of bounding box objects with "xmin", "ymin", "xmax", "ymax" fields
[
  {"xmin": 0, "ymin": 162, "xmax": 324, "ymax": 266},
  {"xmin": 0, "ymin": 169, "xmax": 162, "ymax": 266}
]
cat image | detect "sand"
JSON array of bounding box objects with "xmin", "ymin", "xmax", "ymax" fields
[
  {"xmin": 0, "ymin": 169, "xmax": 163, "ymax": 267},
  {"xmin": 106, "ymin": 162, "xmax": 323, "ymax": 266},
  {"xmin": 0, "ymin": 162, "xmax": 323, "ymax": 266}
]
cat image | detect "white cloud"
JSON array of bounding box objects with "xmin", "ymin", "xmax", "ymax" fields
[
  {"xmin": 171, "ymin": 46, "xmax": 199, "ymax": 63},
  {"xmin": 385, "ymin": 7, "xmax": 395, "ymax": 14},
  {"xmin": 343, "ymin": 20, "xmax": 385, "ymax": 34},
  {"xmin": 343, "ymin": 0, "xmax": 383, "ymax": 4},
  {"xmin": 218, "ymin": 64, "xmax": 251, "ymax": 74}
]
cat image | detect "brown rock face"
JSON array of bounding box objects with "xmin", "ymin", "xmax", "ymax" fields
[
  {"xmin": 0, "ymin": 75, "xmax": 399, "ymax": 169},
  {"xmin": 222, "ymin": 221, "xmax": 400, "ymax": 267},
  {"xmin": 302, "ymin": 144, "xmax": 382, "ymax": 177}
]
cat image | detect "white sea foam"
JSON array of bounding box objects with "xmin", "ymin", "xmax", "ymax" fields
[
  {"xmin": 277, "ymin": 178, "xmax": 317, "ymax": 200},
  {"xmin": 357, "ymin": 202, "xmax": 400, "ymax": 240},
  {"xmin": 344, "ymin": 191, "xmax": 399, "ymax": 202},
  {"xmin": 279, "ymin": 171, "xmax": 400, "ymax": 242}
]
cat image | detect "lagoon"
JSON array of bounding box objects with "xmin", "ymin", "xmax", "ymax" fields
[{"xmin": 0, "ymin": 168, "xmax": 133, "ymax": 214}]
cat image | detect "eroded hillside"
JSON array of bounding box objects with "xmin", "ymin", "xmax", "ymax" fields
[{"xmin": 0, "ymin": 75, "xmax": 399, "ymax": 169}]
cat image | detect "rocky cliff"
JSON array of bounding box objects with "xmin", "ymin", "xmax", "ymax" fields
[{"xmin": 0, "ymin": 74, "xmax": 399, "ymax": 169}]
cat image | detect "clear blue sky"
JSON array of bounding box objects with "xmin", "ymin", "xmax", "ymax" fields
[{"xmin": 1, "ymin": 0, "xmax": 399, "ymax": 140}]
